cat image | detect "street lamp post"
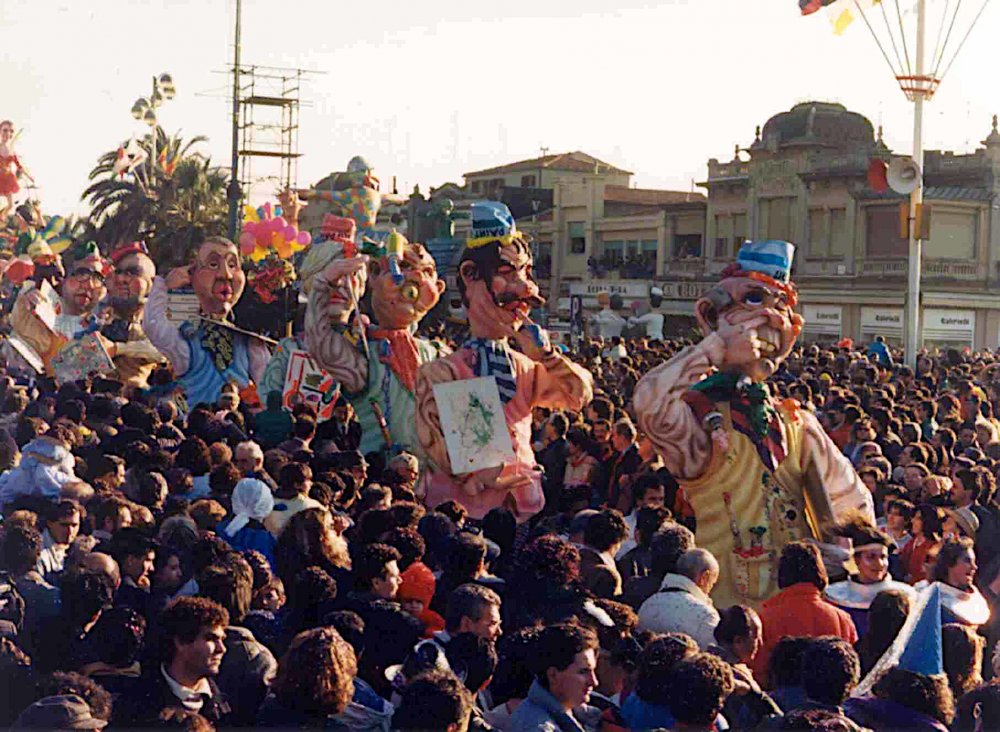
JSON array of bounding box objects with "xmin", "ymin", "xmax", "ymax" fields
[{"xmin": 130, "ymin": 73, "xmax": 176, "ymax": 187}]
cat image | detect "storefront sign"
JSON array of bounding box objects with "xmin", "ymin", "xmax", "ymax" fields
[
  {"xmin": 802, "ymin": 305, "xmax": 842, "ymax": 335},
  {"xmin": 923, "ymin": 308, "xmax": 975, "ymax": 346},
  {"xmin": 860, "ymin": 307, "xmax": 903, "ymax": 343}
]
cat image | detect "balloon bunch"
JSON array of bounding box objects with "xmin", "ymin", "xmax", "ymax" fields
[{"xmin": 239, "ymin": 202, "xmax": 311, "ymax": 262}]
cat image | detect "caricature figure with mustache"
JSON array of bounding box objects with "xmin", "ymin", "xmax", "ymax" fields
[
  {"xmin": 305, "ymin": 222, "xmax": 447, "ymax": 459},
  {"xmin": 633, "ymin": 240, "xmax": 873, "ymax": 609},
  {"xmin": 143, "ymin": 236, "xmax": 270, "ymax": 409},
  {"xmin": 416, "ymin": 202, "xmax": 594, "ymax": 522}
]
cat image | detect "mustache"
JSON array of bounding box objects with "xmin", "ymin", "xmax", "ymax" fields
[{"xmin": 495, "ymin": 292, "xmax": 545, "ymax": 308}]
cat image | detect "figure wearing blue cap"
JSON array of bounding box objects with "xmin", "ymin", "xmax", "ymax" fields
[
  {"xmin": 415, "ymin": 202, "xmax": 594, "ymax": 523},
  {"xmin": 633, "ymin": 240, "xmax": 874, "ymax": 609}
]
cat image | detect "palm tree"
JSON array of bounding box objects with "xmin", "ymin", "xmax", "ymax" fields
[{"xmin": 82, "ymin": 127, "xmax": 229, "ymax": 269}]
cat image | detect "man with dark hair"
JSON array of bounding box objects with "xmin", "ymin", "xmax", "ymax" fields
[
  {"xmin": 797, "ymin": 637, "xmax": 861, "ymax": 717},
  {"xmin": 621, "ymin": 520, "xmax": 695, "ymax": 611},
  {"xmin": 608, "ymin": 420, "xmax": 642, "ymax": 513},
  {"xmin": 344, "ymin": 543, "xmax": 422, "ymax": 698},
  {"xmin": 443, "ymin": 584, "xmax": 503, "ymax": 644},
  {"xmin": 617, "ymin": 505, "xmax": 671, "ymax": 584},
  {"xmin": 579, "ymin": 508, "xmax": 629, "ymax": 598},
  {"xmin": 510, "ymin": 622, "xmax": 600, "ymax": 731},
  {"xmin": 538, "ymin": 412, "xmax": 570, "ymax": 510},
  {"xmin": 431, "ymin": 532, "xmax": 505, "ymax": 615},
  {"xmin": 752, "ymin": 542, "xmax": 858, "ymax": 683},
  {"xmin": 37, "ymin": 499, "xmax": 82, "ymax": 582},
  {"xmin": 265, "ymin": 462, "xmax": 323, "ymax": 537},
  {"xmin": 116, "ymin": 596, "xmax": 230, "ymax": 726},
  {"xmin": 91, "ymin": 496, "xmax": 131, "ymax": 543},
  {"xmin": 33, "ymin": 570, "xmax": 115, "ymax": 674},
  {"xmin": 277, "ymin": 414, "xmax": 317, "ymax": 457},
  {"xmin": 615, "ymin": 474, "xmax": 668, "ymax": 561},
  {"xmin": 2, "ymin": 524, "xmax": 59, "ymax": 651},
  {"xmin": 106, "ymin": 528, "xmax": 156, "ymax": 617},
  {"xmin": 392, "ymin": 670, "xmax": 473, "ymax": 732},
  {"xmin": 195, "ymin": 555, "xmax": 276, "ymax": 725},
  {"xmin": 665, "ymin": 653, "xmax": 735, "ymax": 731}
]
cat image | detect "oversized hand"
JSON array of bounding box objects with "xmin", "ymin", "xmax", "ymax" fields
[
  {"xmin": 514, "ymin": 320, "xmax": 552, "ymax": 361},
  {"xmin": 321, "ymin": 256, "xmax": 368, "ymax": 323},
  {"xmin": 715, "ymin": 310, "xmax": 771, "ymax": 371},
  {"xmin": 278, "ymin": 187, "xmax": 303, "ymax": 227},
  {"xmin": 165, "ymin": 266, "xmax": 192, "ymax": 291}
]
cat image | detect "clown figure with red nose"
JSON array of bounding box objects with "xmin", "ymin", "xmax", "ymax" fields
[
  {"xmin": 633, "ymin": 240, "xmax": 874, "ymax": 610},
  {"xmin": 143, "ymin": 237, "xmax": 271, "ymax": 410},
  {"xmin": 416, "ymin": 203, "xmax": 594, "ymax": 522},
  {"xmin": 304, "ymin": 222, "xmax": 448, "ymax": 460}
]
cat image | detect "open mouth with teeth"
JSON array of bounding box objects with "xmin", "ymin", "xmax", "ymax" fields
[{"xmin": 757, "ymin": 326, "xmax": 784, "ymax": 357}]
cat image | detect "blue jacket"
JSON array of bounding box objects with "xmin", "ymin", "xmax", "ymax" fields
[{"xmin": 508, "ymin": 680, "xmax": 599, "ymax": 732}]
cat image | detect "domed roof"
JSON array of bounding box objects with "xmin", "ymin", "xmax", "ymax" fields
[{"xmin": 757, "ymin": 102, "xmax": 875, "ymax": 152}]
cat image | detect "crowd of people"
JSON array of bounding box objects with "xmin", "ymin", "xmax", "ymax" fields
[{"xmin": 0, "ymin": 328, "xmax": 999, "ymax": 731}]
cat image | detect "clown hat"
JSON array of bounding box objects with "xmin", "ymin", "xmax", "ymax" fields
[
  {"xmin": 468, "ymin": 201, "xmax": 520, "ymax": 249},
  {"xmin": 736, "ymin": 240, "xmax": 795, "ymax": 285},
  {"xmin": 320, "ymin": 215, "xmax": 357, "ymax": 247},
  {"xmin": 110, "ymin": 241, "xmax": 149, "ymax": 265}
]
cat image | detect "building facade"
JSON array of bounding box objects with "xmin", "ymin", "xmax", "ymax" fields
[{"xmin": 520, "ymin": 102, "xmax": 1000, "ymax": 349}]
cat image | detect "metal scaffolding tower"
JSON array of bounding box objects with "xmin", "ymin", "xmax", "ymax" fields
[{"xmin": 237, "ymin": 65, "xmax": 313, "ymax": 203}]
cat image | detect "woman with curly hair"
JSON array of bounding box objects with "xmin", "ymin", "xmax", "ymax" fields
[
  {"xmin": 899, "ymin": 504, "xmax": 944, "ymax": 584},
  {"xmin": 845, "ymin": 666, "xmax": 954, "ymax": 731},
  {"xmin": 506, "ymin": 533, "xmax": 589, "ymax": 628},
  {"xmin": 273, "ymin": 507, "xmax": 351, "ymax": 592},
  {"xmin": 258, "ymin": 627, "xmax": 357, "ymax": 726}
]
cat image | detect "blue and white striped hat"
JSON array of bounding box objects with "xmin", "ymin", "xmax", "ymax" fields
[{"xmin": 735, "ymin": 240, "xmax": 795, "ymax": 284}]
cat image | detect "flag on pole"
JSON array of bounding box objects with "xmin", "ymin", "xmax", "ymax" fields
[
  {"xmin": 799, "ymin": 0, "xmax": 838, "ymax": 15},
  {"xmin": 827, "ymin": 0, "xmax": 884, "ymax": 36}
]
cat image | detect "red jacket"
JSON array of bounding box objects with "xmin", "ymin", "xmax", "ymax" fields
[{"xmin": 752, "ymin": 582, "xmax": 858, "ymax": 686}]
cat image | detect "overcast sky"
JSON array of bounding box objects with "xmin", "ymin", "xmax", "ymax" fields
[{"xmin": 4, "ymin": 0, "xmax": 998, "ymax": 215}]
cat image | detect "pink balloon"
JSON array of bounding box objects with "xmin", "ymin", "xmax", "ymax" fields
[
  {"xmin": 283, "ymin": 226, "xmax": 297, "ymax": 240},
  {"xmin": 238, "ymin": 231, "xmax": 256, "ymax": 254},
  {"xmin": 273, "ymin": 217, "xmax": 287, "ymax": 229},
  {"xmin": 256, "ymin": 230, "xmax": 271, "ymax": 247},
  {"xmin": 262, "ymin": 202, "xmax": 272, "ymax": 219},
  {"xmin": 296, "ymin": 231, "xmax": 311, "ymax": 245}
]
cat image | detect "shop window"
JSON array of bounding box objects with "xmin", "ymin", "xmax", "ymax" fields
[
  {"xmin": 866, "ymin": 206, "xmax": 907, "ymax": 257},
  {"xmin": 520, "ymin": 174, "xmax": 537, "ymax": 187},
  {"xmin": 569, "ymin": 222, "xmax": 586, "ymax": 254},
  {"xmin": 673, "ymin": 234, "xmax": 702, "ymax": 259}
]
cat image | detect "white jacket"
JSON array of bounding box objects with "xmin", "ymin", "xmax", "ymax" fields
[{"xmin": 637, "ymin": 573, "xmax": 720, "ymax": 650}]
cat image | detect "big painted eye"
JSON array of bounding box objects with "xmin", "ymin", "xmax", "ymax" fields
[{"xmin": 743, "ymin": 290, "xmax": 765, "ymax": 306}]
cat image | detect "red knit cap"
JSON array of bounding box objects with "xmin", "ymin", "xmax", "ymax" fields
[
  {"xmin": 398, "ymin": 561, "xmax": 436, "ymax": 607},
  {"xmin": 110, "ymin": 241, "xmax": 149, "ymax": 265}
]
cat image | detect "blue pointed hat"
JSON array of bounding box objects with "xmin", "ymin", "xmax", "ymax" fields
[
  {"xmin": 897, "ymin": 583, "xmax": 944, "ymax": 676},
  {"xmin": 735, "ymin": 240, "xmax": 795, "ymax": 284},
  {"xmin": 468, "ymin": 201, "xmax": 519, "ymax": 249}
]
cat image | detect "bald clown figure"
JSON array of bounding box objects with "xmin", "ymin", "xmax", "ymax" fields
[{"xmin": 144, "ymin": 236, "xmax": 269, "ymax": 409}]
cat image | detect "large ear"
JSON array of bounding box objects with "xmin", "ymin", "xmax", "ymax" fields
[
  {"xmin": 458, "ymin": 260, "xmax": 479, "ymax": 287},
  {"xmin": 434, "ymin": 278, "xmax": 446, "ymax": 296},
  {"xmin": 695, "ymin": 292, "xmax": 724, "ymax": 337}
]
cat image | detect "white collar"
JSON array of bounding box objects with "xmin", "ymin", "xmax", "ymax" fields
[
  {"xmin": 937, "ymin": 582, "xmax": 991, "ymax": 625},
  {"xmin": 824, "ymin": 578, "xmax": 915, "ymax": 609},
  {"xmin": 160, "ymin": 664, "xmax": 212, "ymax": 709},
  {"xmin": 659, "ymin": 573, "xmax": 712, "ymax": 604}
]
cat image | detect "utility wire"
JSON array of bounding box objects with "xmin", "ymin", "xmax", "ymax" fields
[
  {"xmin": 854, "ymin": 0, "xmax": 902, "ymax": 77},
  {"xmin": 938, "ymin": 0, "xmax": 993, "ymax": 83},
  {"xmin": 893, "ymin": 0, "xmax": 914, "ymax": 78}
]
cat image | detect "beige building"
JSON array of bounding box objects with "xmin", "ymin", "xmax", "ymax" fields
[{"xmin": 516, "ymin": 102, "xmax": 1000, "ymax": 348}]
